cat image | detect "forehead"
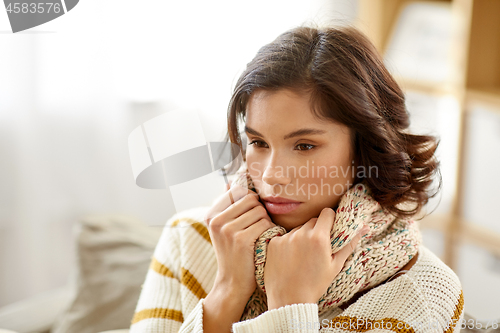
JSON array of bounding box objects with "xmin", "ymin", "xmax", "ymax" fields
[{"xmin": 246, "ymin": 88, "xmax": 324, "ymax": 127}]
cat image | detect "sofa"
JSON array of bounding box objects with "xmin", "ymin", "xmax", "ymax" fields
[{"xmin": 0, "ymin": 213, "xmax": 163, "ymax": 333}]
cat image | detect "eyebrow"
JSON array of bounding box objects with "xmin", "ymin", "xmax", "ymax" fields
[{"xmin": 244, "ymin": 125, "xmax": 327, "ymax": 140}]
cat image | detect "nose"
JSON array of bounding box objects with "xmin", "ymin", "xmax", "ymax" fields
[{"xmin": 262, "ymin": 155, "xmax": 291, "ymax": 187}]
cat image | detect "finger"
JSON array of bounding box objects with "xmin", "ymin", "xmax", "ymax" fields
[
  {"xmin": 314, "ymin": 207, "xmax": 336, "ymax": 235},
  {"xmin": 295, "ymin": 217, "xmax": 316, "ymax": 231},
  {"xmin": 225, "ymin": 179, "xmax": 234, "ymax": 191},
  {"xmin": 232, "ymin": 204, "xmax": 272, "ymax": 230},
  {"xmin": 287, "ymin": 223, "xmax": 304, "ymax": 234},
  {"xmin": 205, "ymin": 186, "xmax": 259, "ymax": 224},
  {"xmin": 333, "ymin": 232, "xmax": 363, "ymax": 263},
  {"xmin": 228, "ymin": 182, "xmax": 254, "ymax": 204},
  {"xmin": 245, "ymin": 218, "xmax": 276, "ymax": 239},
  {"xmin": 331, "ymin": 225, "xmax": 370, "ymax": 266},
  {"xmin": 220, "ymin": 193, "xmax": 261, "ymax": 224},
  {"xmin": 216, "ymin": 182, "xmax": 248, "ymax": 207}
]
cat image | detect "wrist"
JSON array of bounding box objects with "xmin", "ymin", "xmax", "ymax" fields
[
  {"xmin": 209, "ymin": 281, "xmax": 248, "ymax": 306},
  {"xmin": 214, "ymin": 273, "xmax": 256, "ymax": 301},
  {"xmin": 205, "ymin": 280, "xmax": 251, "ymax": 317},
  {"xmin": 204, "ymin": 284, "xmax": 249, "ymax": 333}
]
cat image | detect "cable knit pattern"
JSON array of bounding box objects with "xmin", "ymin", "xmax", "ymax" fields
[{"xmin": 230, "ymin": 162, "xmax": 422, "ymax": 321}]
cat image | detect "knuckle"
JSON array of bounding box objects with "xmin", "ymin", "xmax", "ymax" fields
[
  {"xmin": 245, "ymin": 193, "xmax": 259, "ymax": 204},
  {"xmin": 208, "ymin": 215, "xmax": 224, "ymax": 231},
  {"xmin": 288, "ymin": 232, "xmax": 299, "ymax": 242},
  {"xmin": 207, "ymin": 223, "xmax": 217, "ymax": 234},
  {"xmin": 259, "ymin": 217, "xmax": 273, "ymax": 228},
  {"xmin": 254, "ymin": 205, "xmax": 267, "ymax": 216},
  {"xmin": 308, "ymin": 232, "xmax": 324, "ymax": 245},
  {"xmin": 313, "ymin": 235, "xmax": 324, "ymax": 245},
  {"xmin": 204, "ymin": 209, "xmax": 218, "ymax": 225},
  {"xmin": 243, "ymin": 193, "xmax": 254, "ymax": 201},
  {"xmin": 203, "ymin": 211, "xmax": 212, "ymax": 225},
  {"xmin": 268, "ymin": 237, "xmax": 278, "ymax": 248},
  {"xmin": 219, "ymin": 224, "xmax": 233, "ymax": 238},
  {"xmin": 233, "ymin": 231, "xmax": 246, "ymax": 244}
]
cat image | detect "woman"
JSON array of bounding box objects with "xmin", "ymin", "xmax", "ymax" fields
[{"xmin": 130, "ymin": 25, "xmax": 465, "ymax": 333}]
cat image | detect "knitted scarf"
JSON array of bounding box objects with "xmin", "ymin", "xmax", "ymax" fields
[{"xmin": 230, "ymin": 161, "xmax": 422, "ymax": 321}]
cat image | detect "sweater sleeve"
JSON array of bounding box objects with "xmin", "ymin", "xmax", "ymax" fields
[
  {"xmin": 129, "ymin": 215, "xmax": 206, "ymax": 332},
  {"xmin": 232, "ymin": 303, "xmax": 325, "ymax": 333}
]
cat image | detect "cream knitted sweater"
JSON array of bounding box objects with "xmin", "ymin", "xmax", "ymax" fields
[{"xmin": 130, "ymin": 206, "xmax": 465, "ymax": 333}]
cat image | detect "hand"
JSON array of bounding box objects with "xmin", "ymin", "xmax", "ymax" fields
[
  {"xmin": 204, "ymin": 182, "xmax": 275, "ymax": 301},
  {"xmin": 264, "ymin": 207, "xmax": 370, "ymax": 310},
  {"xmin": 203, "ymin": 181, "xmax": 276, "ymax": 333}
]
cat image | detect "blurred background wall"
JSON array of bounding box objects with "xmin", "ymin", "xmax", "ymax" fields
[
  {"xmin": 1, "ymin": 0, "xmax": 499, "ymax": 323},
  {"xmin": 0, "ymin": 0, "xmax": 358, "ymax": 308}
]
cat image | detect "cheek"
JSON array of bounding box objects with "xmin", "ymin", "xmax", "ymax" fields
[{"xmin": 300, "ymin": 156, "xmax": 355, "ymax": 193}]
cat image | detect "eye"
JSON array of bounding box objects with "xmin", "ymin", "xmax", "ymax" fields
[
  {"xmin": 295, "ymin": 143, "xmax": 316, "ymax": 151},
  {"xmin": 248, "ymin": 140, "xmax": 268, "ymax": 148}
]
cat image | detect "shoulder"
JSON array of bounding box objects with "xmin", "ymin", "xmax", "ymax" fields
[
  {"xmin": 154, "ymin": 206, "xmax": 211, "ymax": 249},
  {"xmin": 165, "ymin": 206, "xmax": 212, "ymax": 228},
  {"xmin": 161, "ymin": 206, "xmax": 213, "ymax": 242},
  {"xmin": 410, "ymin": 245, "xmax": 463, "ymax": 303},
  {"xmin": 410, "ymin": 245, "xmax": 465, "ymax": 324},
  {"xmin": 162, "ymin": 206, "xmax": 214, "ymax": 253},
  {"xmin": 153, "ymin": 206, "xmax": 214, "ymax": 277},
  {"xmin": 335, "ymin": 245, "xmax": 464, "ymax": 332}
]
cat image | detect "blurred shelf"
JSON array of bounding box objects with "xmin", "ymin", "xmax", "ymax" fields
[
  {"xmin": 358, "ymin": 0, "xmax": 500, "ymax": 272},
  {"xmin": 357, "ymin": 0, "xmax": 453, "ymax": 52},
  {"xmin": 394, "ymin": 75, "xmax": 460, "ymax": 97},
  {"xmin": 459, "ymin": 222, "xmax": 500, "ymax": 257},
  {"xmin": 466, "ymin": 87, "xmax": 500, "ymax": 110},
  {"xmin": 418, "ymin": 212, "xmax": 450, "ymax": 232},
  {"xmin": 419, "ymin": 212, "xmax": 500, "ymax": 258},
  {"xmin": 465, "ymin": 0, "xmax": 500, "ymax": 90}
]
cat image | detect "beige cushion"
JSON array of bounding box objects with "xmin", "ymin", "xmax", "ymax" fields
[{"xmin": 51, "ymin": 214, "xmax": 162, "ymax": 333}]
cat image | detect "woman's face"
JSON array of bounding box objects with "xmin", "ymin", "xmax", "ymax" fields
[{"xmin": 245, "ymin": 88, "xmax": 357, "ymax": 231}]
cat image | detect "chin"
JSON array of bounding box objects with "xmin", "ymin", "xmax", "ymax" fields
[{"xmin": 270, "ymin": 215, "xmax": 302, "ymax": 232}]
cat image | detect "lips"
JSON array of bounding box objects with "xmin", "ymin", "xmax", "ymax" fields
[
  {"xmin": 262, "ymin": 196, "xmax": 301, "ymax": 204},
  {"xmin": 262, "ymin": 196, "xmax": 302, "ymax": 214}
]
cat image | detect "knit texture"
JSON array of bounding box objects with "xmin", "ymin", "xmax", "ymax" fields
[
  {"xmin": 129, "ymin": 206, "xmax": 465, "ymax": 333},
  {"xmin": 230, "ymin": 162, "xmax": 422, "ymax": 321}
]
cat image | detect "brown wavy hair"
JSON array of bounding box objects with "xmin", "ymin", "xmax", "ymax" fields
[{"xmin": 224, "ymin": 25, "xmax": 442, "ymax": 220}]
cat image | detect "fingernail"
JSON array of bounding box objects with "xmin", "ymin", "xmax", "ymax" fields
[{"xmin": 357, "ymin": 226, "xmax": 370, "ymax": 235}]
